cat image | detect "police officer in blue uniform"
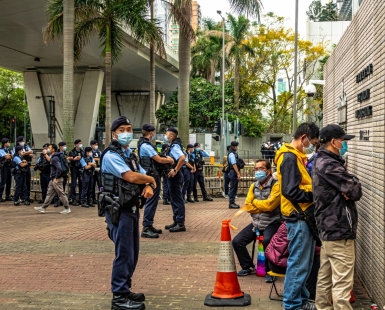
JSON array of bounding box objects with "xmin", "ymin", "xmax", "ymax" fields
[
  {"xmin": 80, "ymin": 147, "xmax": 97, "ymax": 208},
  {"xmin": 13, "ymin": 146, "xmax": 30, "ymax": 205},
  {"xmin": 192, "ymin": 143, "xmax": 213, "ymax": 202},
  {"xmin": 68, "ymin": 139, "xmax": 84, "ymax": 205},
  {"xmin": 35, "ymin": 143, "xmax": 51, "ymax": 204},
  {"xmin": 182, "ymin": 144, "xmax": 195, "ymax": 203},
  {"xmin": 15, "ymin": 136, "xmax": 34, "ymax": 203},
  {"xmin": 164, "ymin": 127, "xmax": 187, "ymax": 232},
  {"xmin": 138, "ymin": 124, "xmax": 174, "ymax": 238},
  {"xmin": 100, "ymin": 116, "xmax": 156, "ymax": 310},
  {"xmin": 228, "ymin": 141, "xmax": 241, "ymax": 209},
  {"xmin": 161, "ymin": 144, "xmax": 171, "ymax": 205},
  {"xmin": 0, "ymin": 138, "xmax": 13, "ymax": 202},
  {"xmin": 90, "ymin": 140, "xmax": 101, "ymax": 204}
]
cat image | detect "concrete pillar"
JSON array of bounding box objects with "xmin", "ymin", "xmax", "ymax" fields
[{"xmin": 73, "ymin": 70, "xmax": 104, "ymax": 145}]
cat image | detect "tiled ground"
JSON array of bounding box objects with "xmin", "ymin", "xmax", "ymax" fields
[{"xmin": 0, "ymin": 197, "xmax": 372, "ymax": 309}]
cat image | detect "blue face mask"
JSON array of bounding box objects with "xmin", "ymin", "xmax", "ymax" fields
[
  {"xmin": 302, "ymin": 136, "xmax": 314, "ymax": 154},
  {"xmin": 196, "ymin": 148, "xmax": 200, "ymax": 152},
  {"xmin": 255, "ymin": 171, "xmax": 267, "ymax": 182},
  {"xmin": 164, "ymin": 135, "xmax": 169, "ymax": 143},
  {"xmin": 117, "ymin": 132, "xmax": 133, "ymax": 146},
  {"xmin": 151, "ymin": 135, "xmax": 155, "ymax": 141},
  {"xmin": 339, "ymin": 141, "xmax": 348, "ymax": 157}
]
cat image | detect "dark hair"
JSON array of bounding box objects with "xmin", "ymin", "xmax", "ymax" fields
[
  {"xmin": 255, "ymin": 159, "xmax": 271, "ymax": 170},
  {"xmin": 226, "ymin": 145, "xmax": 231, "ymax": 151},
  {"xmin": 293, "ymin": 122, "xmax": 319, "ymax": 140},
  {"xmin": 50, "ymin": 144, "xmax": 58, "ymax": 152}
]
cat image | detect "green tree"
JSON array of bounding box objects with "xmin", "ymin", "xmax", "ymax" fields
[
  {"xmin": 307, "ymin": 0, "xmax": 338, "ymax": 22},
  {"xmin": 44, "ymin": 0, "xmax": 165, "ymax": 145}
]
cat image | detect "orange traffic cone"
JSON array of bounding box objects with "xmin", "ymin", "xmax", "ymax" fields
[{"xmin": 204, "ymin": 220, "xmax": 251, "ymax": 307}]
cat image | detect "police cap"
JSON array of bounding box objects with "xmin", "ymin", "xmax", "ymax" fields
[
  {"xmin": 193, "ymin": 143, "xmax": 200, "ymax": 147},
  {"xmin": 15, "ymin": 146, "xmax": 23, "ymax": 152},
  {"xmin": 43, "ymin": 143, "xmax": 50, "ymax": 148},
  {"xmin": 111, "ymin": 116, "xmax": 131, "ymax": 131},
  {"xmin": 166, "ymin": 127, "xmax": 178, "ymax": 135},
  {"xmin": 1, "ymin": 138, "xmax": 9, "ymax": 144},
  {"xmin": 74, "ymin": 139, "xmax": 81, "ymax": 145},
  {"xmin": 90, "ymin": 140, "xmax": 98, "ymax": 145},
  {"xmin": 17, "ymin": 136, "xmax": 24, "ymax": 142},
  {"xmin": 187, "ymin": 144, "xmax": 194, "ymax": 149},
  {"xmin": 231, "ymin": 141, "xmax": 239, "ymax": 146},
  {"xmin": 58, "ymin": 141, "xmax": 66, "ymax": 146},
  {"xmin": 85, "ymin": 146, "xmax": 92, "ymax": 153},
  {"xmin": 142, "ymin": 123, "xmax": 155, "ymax": 132}
]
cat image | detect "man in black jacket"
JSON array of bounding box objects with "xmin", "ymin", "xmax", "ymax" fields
[{"xmin": 313, "ymin": 124, "xmax": 362, "ymax": 310}]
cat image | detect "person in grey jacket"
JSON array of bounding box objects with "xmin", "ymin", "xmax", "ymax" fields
[
  {"xmin": 313, "ymin": 124, "xmax": 362, "ymax": 310},
  {"xmin": 232, "ymin": 159, "xmax": 282, "ymax": 281},
  {"xmin": 34, "ymin": 144, "xmax": 71, "ymax": 214}
]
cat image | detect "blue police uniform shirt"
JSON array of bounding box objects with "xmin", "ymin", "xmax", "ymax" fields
[
  {"xmin": 102, "ymin": 147, "xmax": 146, "ymax": 178},
  {"xmin": 0, "ymin": 148, "xmax": 10, "ymax": 157},
  {"xmin": 170, "ymin": 144, "xmax": 183, "ymax": 161},
  {"xmin": 139, "ymin": 143, "xmax": 158, "ymax": 158},
  {"xmin": 191, "ymin": 149, "xmax": 210, "ymax": 160},
  {"xmin": 228, "ymin": 153, "xmax": 237, "ymax": 165},
  {"xmin": 13, "ymin": 155, "xmax": 22, "ymax": 170},
  {"xmin": 80, "ymin": 157, "xmax": 95, "ymax": 168}
]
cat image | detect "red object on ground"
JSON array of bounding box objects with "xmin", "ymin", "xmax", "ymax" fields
[
  {"xmin": 211, "ymin": 220, "xmax": 245, "ymax": 299},
  {"xmin": 349, "ymin": 291, "xmax": 356, "ymax": 303}
]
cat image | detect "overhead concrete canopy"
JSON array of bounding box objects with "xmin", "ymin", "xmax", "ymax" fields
[{"xmin": 0, "ymin": 0, "xmax": 179, "ymax": 97}]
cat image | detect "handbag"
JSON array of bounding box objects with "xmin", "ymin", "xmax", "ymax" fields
[{"xmin": 290, "ymin": 200, "xmax": 322, "ymax": 246}]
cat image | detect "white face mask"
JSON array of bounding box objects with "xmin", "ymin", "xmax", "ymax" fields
[
  {"xmin": 93, "ymin": 145, "xmax": 98, "ymax": 150},
  {"xmin": 62, "ymin": 146, "xmax": 67, "ymax": 152},
  {"xmin": 19, "ymin": 142, "xmax": 25, "ymax": 147},
  {"xmin": 87, "ymin": 152, "xmax": 92, "ymax": 157}
]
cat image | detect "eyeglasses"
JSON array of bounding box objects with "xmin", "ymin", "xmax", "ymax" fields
[{"xmin": 254, "ymin": 167, "xmax": 267, "ymax": 171}]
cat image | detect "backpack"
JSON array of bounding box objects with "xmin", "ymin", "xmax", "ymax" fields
[{"xmin": 58, "ymin": 155, "xmax": 68, "ymax": 177}]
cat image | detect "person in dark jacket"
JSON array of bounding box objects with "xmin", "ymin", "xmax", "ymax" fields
[
  {"xmin": 313, "ymin": 124, "xmax": 362, "ymax": 310},
  {"xmin": 305, "ymin": 142, "xmax": 320, "ymax": 177},
  {"xmin": 35, "ymin": 143, "xmax": 51, "ymax": 203},
  {"xmin": 34, "ymin": 144, "xmax": 71, "ymax": 214}
]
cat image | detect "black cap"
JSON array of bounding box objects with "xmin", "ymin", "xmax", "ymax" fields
[
  {"xmin": 319, "ymin": 124, "xmax": 355, "ymax": 143},
  {"xmin": 58, "ymin": 141, "xmax": 66, "ymax": 146},
  {"xmin": 15, "ymin": 146, "xmax": 23, "ymax": 152},
  {"xmin": 85, "ymin": 146, "xmax": 92, "ymax": 153},
  {"xmin": 1, "ymin": 138, "xmax": 9, "ymax": 144},
  {"xmin": 90, "ymin": 140, "xmax": 98, "ymax": 145},
  {"xmin": 231, "ymin": 141, "xmax": 239, "ymax": 146},
  {"xmin": 162, "ymin": 143, "xmax": 169, "ymax": 149},
  {"xmin": 17, "ymin": 136, "xmax": 24, "ymax": 142},
  {"xmin": 142, "ymin": 123, "xmax": 155, "ymax": 132},
  {"xmin": 166, "ymin": 127, "xmax": 178, "ymax": 135},
  {"xmin": 187, "ymin": 144, "xmax": 194, "ymax": 148},
  {"xmin": 111, "ymin": 116, "xmax": 131, "ymax": 131},
  {"xmin": 43, "ymin": 143, "xmax": 50, "ymax": 148},
  {"xmin": 74, "ymin": 139, "xmax": 81, "ymax": 145},
  {"xmin": 193, "ymin": 143, "xmax": 200, "ymax": 147}
]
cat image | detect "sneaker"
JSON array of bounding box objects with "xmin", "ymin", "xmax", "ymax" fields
[
  {"xmin": 237, "ymin": 268, "xmax": 255, "ymax": 276},
  {"xmin": 265, "ymin": 274, "xmax": 273, "ymax": 283},
  {"xmin": 60, "ymin": 208, "xmax": 71, "ymax": 214},
  {"xmin": 224, "ymin": 195, "xmax": 229, "ymax": 199},
  {"xmin": 34, "ymin": 206, "xmax": 46, "ymax": 213},
  {"xmin": 301, "ymin": 302, "xmax": 317, "ymax": 310}
]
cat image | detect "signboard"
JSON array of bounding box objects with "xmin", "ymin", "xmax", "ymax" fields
[
  {"xmin": 204, "ymin": 134, "xmax": 212, "ymax": 152},
  {"xmin": 189, "ymin": 134, "xmax": 196, "ymax": 145}
]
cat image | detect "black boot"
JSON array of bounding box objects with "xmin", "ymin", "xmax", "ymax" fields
[
  {"xmin": 126, "ymin": 291, "xmax": 145, "ymax": 302},
  {"xmin": 88, "ymin": 200, "xmax": 95, "ymax": 207},
  {"xmin": 169, "ymin": 222, "xmax": 186, "ymax": 232},
  {"xmin": 81, "ymin": 201, "xmax": 89, "ymax": 208},
  {"xmin": 165, "ymin": 222, "xmax": 177, "ymax": 230},
  {"xmin": 163, "ymin": 199, "xmax": 170, "ymax": 205},
  {"xmin": 186, "ymin": 197, "xmax": 194, "ymax": 203},
  {"xmin": 111, "ymin": 294, "xmax": 145, "ymax": 310},
  {"xmin": 141, "ymin": 227, "xmax": 159, "ymax": 238},
  {"xmin": 203, "ymin": 196, "xmax": 213, "ymax": 201},
  {"xmin": 148, "ymin": 226, "xmax": 162, "ymax": 234},
  {"xmin": 194, "ymin": 197, "xmax": 199, "ymax": 202},
  {"xmin": 54, "ymin": 200, "xmax": 60, "ymax": 208},
  {"xmin": 229, "ymin": 202, "xmax": 240, "ymax": 209},
  {"xmin": 25, "ymin": 200, "xmax": 30, "ymax": 206}
]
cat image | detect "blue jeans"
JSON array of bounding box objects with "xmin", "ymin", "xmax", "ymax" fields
[{"xmin": 283, "ymin": 220, "xmax": 315, "ymax": 310}]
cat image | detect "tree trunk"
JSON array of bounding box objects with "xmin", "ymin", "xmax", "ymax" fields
[
  {"xmin": 177, "ymin": 6, "xmax": 191, "ymax": 145},
  {"xmin": 149, "ymin": 0, "xmax": 156, "ymax": 140},
  {"xmin": 63, "ymin": 0, "xmax": 74, "ymax": 145},
  {"xmin": 234, "ymin": 59, "xmax": 240, "ymax": 116},
  {"xmin": 210, "ymin": 61, "xmax": 215, "ymax": 84},
  {"xmin": 105, "ymin": 23, "xmax": 112, "ymax": 146}
]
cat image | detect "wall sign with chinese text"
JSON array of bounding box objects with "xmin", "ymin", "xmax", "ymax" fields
[
  {"xmin": 359, "ymin": 130, "xmax": 369, "ymax": 141},
  {"xmin": 355, "ymin": 106, "xmax": 372, "ymax": 118}
]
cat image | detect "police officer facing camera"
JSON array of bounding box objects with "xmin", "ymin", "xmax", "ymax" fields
[
  {"xmin": 90, "ymin": 140, "xmax": 101, "ymax": 204},
  {"xmin": 14, "ymin": 136, "xmax": 34, "ymax": 203},
  {"xmin": 192, "ymin": 142, "xmax": 213, "ymax": 202},
  {"xmin": 228, "ymin": 141, "xmax": 241, "ymax": 209},
  {"xmin": 68, "ymin": 139, "xmax": 84, "ymax": 205},
  {"xmin": 0, "ymin": 138, "xmax": 13, "ymax": 202},
  {"xmin": 138, "ymin": 123, "xmax": 174, "ymax": 239},
  {"xmin": 100, "ymin": 116, "xmax": 156, "ymax": 310},
  {"xmin": 35, "ymin": 143, "xmax": 51, "ymax": 204},
  {"xmin": 183, "ymin": 144, "xmax": 196, "ymax": 203},
  {"xmin": 164, "ymin": 127, "xmax": 187, "ymax": 232}
]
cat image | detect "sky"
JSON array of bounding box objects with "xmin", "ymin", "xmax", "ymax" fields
[{"xmin": 199, "ymin": 0, "xmax": 310, "ymax": 39}]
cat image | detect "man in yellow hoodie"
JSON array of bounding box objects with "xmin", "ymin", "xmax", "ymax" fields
[{"xmin": 274, "ymin": 122, "xmax": 319, "ymax": 310}]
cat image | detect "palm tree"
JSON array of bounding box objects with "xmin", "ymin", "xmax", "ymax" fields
[
  {"xmin": 44, "ymin": 0, "xmax": 165, "ymax": 145},
  {"xmin": 62, "ymin": 0, "xmax": 74, "ymax": 145}
]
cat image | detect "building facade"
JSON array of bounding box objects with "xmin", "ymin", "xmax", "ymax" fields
[{"xmin": 323, "ymin": 0, "xmax": 385, "ymax": 306}]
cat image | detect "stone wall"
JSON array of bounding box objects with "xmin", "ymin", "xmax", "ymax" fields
[{"xmin": 323, "ymin": 0, "xmax": 385, "ymax": 305}]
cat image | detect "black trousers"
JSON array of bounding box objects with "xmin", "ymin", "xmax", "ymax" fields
[
  {"xmin": 40, "ymin": 172, "xmax": 51, "ymax": 200},
  {"xmin": 162, "ymin": 174, "xmax": 169, "ymax": 200},
  {"xmin": 192, "ymin": 169, "xmax": 208, "ymax": 198},
  {"xmin": 233, "ymin": 222, "xmax": 282, "ymax": 270},
  {"xmin": 92, "ymin": 170, "xmax": 100, "ymax": 201},
  {"xmin": 0, "ymin": 165, "xmax": 12, "ymax": 198},
  {"xmin": 25, "ymin": 168, "xmax": 31, "ymax": 199},
  {"xmin": 70, "ymin": 167, "xmax": 82, "ymax": 201}
]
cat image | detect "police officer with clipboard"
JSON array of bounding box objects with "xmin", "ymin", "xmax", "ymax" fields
[{"xmin": 99, "ymin": 116, "xmax": 156, "ymax": 310}]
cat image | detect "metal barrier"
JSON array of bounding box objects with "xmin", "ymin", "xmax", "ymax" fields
[{"xmin": 201, "ymin": 165, "xmax": 222, "ymax": 197}]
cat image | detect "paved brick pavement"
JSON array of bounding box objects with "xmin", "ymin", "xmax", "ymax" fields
[{"xmin": 0, "ymin": 197, "xmax": 372, "ymax": 310}]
